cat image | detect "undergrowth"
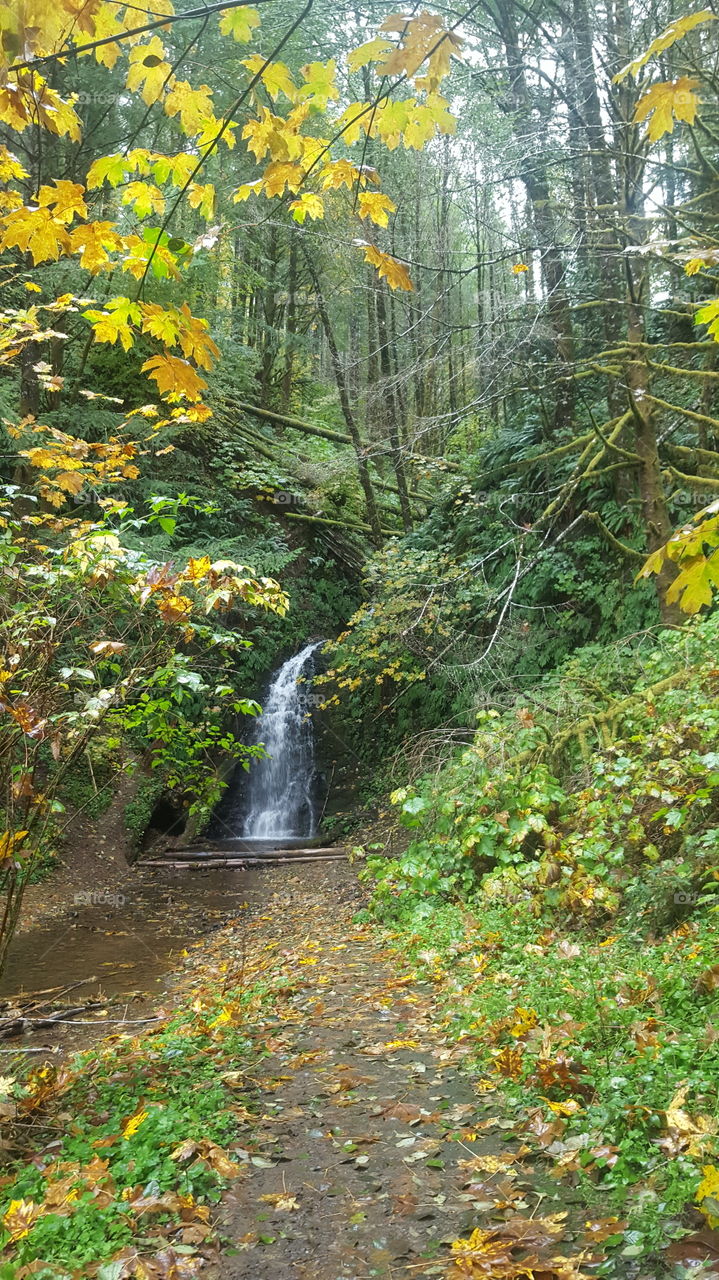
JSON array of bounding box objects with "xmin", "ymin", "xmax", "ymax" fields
[{"xmin": 363, "ymin": 613, "xmax": 719, "ymax": 1273}]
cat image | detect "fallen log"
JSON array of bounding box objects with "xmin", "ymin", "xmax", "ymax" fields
[
  {"xmin": 155, "ymin": 845, "xmax": 345, "ymax": 859},
  {"xmin": 0, "ymin": 976, "xmax": 98, "ymax": 1011},
  {"xmin": 0, "ymin": 1002, "xmax": 105, "ymax": 1039},
  {"xmin": 138, "ymin": 852, "xmax": 350, "ymax": 869}
]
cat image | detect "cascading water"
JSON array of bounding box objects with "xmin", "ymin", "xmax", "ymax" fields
[{"xmin": 242, "ymin": 641, "xmax": 322, "ymax": 840}]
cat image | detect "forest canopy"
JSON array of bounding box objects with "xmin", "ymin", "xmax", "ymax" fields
[{"xmin": 3, "ymin": 2, "xmax": 719, "ymax": 1276}]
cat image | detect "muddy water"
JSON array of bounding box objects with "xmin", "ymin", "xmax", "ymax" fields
[{"xmin": 0, "ymin": 867, "xmax": 269, "ymax": 1007}]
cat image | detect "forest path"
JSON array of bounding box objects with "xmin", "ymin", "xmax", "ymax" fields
[{"xmin": 207, "ymin": 863, "xmax": 533, "ymax": 1280}]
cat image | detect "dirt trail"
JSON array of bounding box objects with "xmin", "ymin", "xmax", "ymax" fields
[{"xmin": 208, "ymin": 863, "xmax": 537, "ymax": 1280}]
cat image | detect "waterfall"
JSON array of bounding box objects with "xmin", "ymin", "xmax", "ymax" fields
[{"xmin": 242, "ymin": 642, "xmax": 322, "ymax": 840}]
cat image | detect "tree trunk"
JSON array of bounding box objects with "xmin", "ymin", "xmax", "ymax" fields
[
  {"xmin": 303, "ymin": 253, "xmax": 384, "ymax": 545},
  {"xmin": 375, "ymin": 284, "xmax": 413, "ymax": 532}
]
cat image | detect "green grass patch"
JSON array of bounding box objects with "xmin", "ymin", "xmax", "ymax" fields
[{"xmin": 0, "ymin": 954, "xmax": 291, "ymax": 1276}]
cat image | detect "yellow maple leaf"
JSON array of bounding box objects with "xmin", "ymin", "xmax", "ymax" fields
[
  {"xmin": 86, "ymin": 153, "xmax": 128, "ymax": 189},
  {"xmin": 139, "ymin": 302, "xmax": 181, "ymax": 347},
  {"xmin": 121, "ymin": 181, "xmax": 165, "ymax": 219},
  {"xmin": 176, "ymin": 303, "xmax": 220, "ymax": 369},
  {"xmin": 142, "ymin": 354, "xmax": 208, "ymax": 401},
  {"xmin": 357, "ymin": 191, "xmax": 396, "ymax": 228},
  {"xmin": 614, "ymin": 10, "xmax": 715, "ymax": 83},
  {"xmin": 84, "ymin": 298, "xmax": 141, "ymax": 351},
  {"xmin": 374, "ymin": 99, "xmax": 410, "ymax": 149},
  {"xmin": 69, "ymin": 222, "xmax": 123, "ymax": 273},
  {"xmin": 540, "ymin": 1096, "xmax": 583, "ymax": 1116},
  {"xmin": 242, "ymin": 53, "xmax": 297, "ymax": 101},
  {"xmin": 158, "ymin": 592, "xmax": 194, "ymax": 622},
  {"xmin": 196, "ymin": 112, "xmax": 237, "ymax": 151},
  {"xmin": 242, "ymin": 108, "xmax": 302, "ymax": 162},
  {"xmin": 334, "ymin": 101, "xmax": 371, "ymax": 147},
  {"xmin": 320, "ymin": 159, "xmax": 371, "ymax": 191},
  {"xmin": 121, "ymin": 234, "xmax": 181, "ymax": 282},
  {"xmin": 697, "ymin": 1164, "xmax": 719, "ymax": 1227},
  {"xmin": 90, "ymin": 1, "xmax": 130, "ymax": 69},
  {"xmin": 153, "ymin": 152, "xmax": 197, "ymax": 186},
  {"xmin": 634, "ymin": 77, "xmax": 700, "ymax": 141},
  {"xmin": 37, "ymin": 179, "xmax": 87, "ymax": 225},
  {"xmin": 299, "ymin": 59, "xmax": 339, "ymax": 108},
  {"xmin": 126, "ymin": 37, "xmax": 171, "ymax": 106},
  {"xmin": 362, "ymin": 243, "xmax": 413, "ymax": 291},
  {"xmin": 164, "ymin": 80, "xmax": 214, "ymax": 135},
  {"xmin": 376, "ymin": 12, "xmax": 462, "ymax": 90},
  {"xmin": 262, "ymin": 161, "xmax": 305, "ymax": 197},
  {"xmin": 348, "ymin": 37, "xmax": 393, "ymax": 72},
  {"xmin": 402, "ymin": 95, "xmax": 455, "ymax": 148},
  {"xmin": 290, "ymin": 191, "xmax": 324, "ymax": 223},
  {"xmin": 183, "ymin": 555, "xmax": 212, "ymax": 581},
  {"xmin": 259, "ymin": 1192, "xmax": 300, "ymax": 1211},
  {"xmin": 0, "ymin": 206, "xmax": 70, "ymax": 264},
  {"xmin": 219, "ymin": 5, "xmax": 260, "ymax": 42},
  {"xmin": 188, "ymin": 181, "xmax": 215, "ymax": 220},
  {"xmin": 233, "ymin": 180, "xmax": 262, "ymax": 202},
  {"xmin": 2, "ymin": 1198, "xmax": 39, "ymax": 1242},
  {"xmin": 208, "ymin": 1004, "xmax": 233, "ymax": 1027},
  {"xmin": 122, "ymin": 1109, "xmax": 149, "ymax": 1139},
  {"xmin": 36, "ymin": 80, "xmax": 82, "ymax": 142},
  {"xmin": 0, "ymin": 145, "xmax": 28, "ymax": 183},
  {"xmin": 54, "ymin": 471, "xmax": 85, "ymax": 495}
]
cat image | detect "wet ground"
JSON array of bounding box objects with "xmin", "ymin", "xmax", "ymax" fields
[
  {"xmin": 195, "ymin": 864, "xmax": 583, "ymax": 1280},
  {"xmin": 0, "ymin": 867, "xmax": 273, "ymax": 1052},
  {"xmin": 2, "ymin": 862, "xmax": 620, "ymax": 1276}
]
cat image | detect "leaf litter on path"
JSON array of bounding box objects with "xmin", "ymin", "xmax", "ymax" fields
[{"xmin": 202, "ymin": 862, "xmax": 593, "ymax": 1280}]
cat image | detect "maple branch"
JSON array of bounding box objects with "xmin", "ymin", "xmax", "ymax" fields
[
  {"xmin": 301, "ymin": 0, "xmax": 484, "ymax": 190},
  {"xmin": 6, "ymin": 0, "xmax": 281, "ymax": 74},
  {"xmin": 136, "ymin": 0, "xmax": 314, "ymax": 292}
]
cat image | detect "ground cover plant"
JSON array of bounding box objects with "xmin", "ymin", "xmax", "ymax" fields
[
  {"xmin": 363, "ymin": 613, "xmax": 719, "ymax": 1273},
  {"xmin": 0, "ymin": 919, "xmax": 298, "ymax": 1275}
]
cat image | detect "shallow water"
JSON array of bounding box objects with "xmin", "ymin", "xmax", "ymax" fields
[{"xmin": 0, "ymin": 868, "xmax": 267, "ymax": 1003}]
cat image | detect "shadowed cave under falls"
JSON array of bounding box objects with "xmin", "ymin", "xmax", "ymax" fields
[{"xmin": 210, "ymin": 642, "xmax": 327, "ymax": 852}]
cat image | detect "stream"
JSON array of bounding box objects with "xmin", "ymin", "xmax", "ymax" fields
[{"xmin": 0, "ymin": 870, "xmax": 266, "ymax": 1006}]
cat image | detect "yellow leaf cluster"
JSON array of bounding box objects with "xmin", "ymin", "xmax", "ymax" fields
[
  {"xmin": 638, "ymin": 499, "xmax": 719, "ymax": 613},
  {"xmin": 18, "ymin": 426, "xmax": 142, "ymax": 507},
  {"xmin": 374, "ymin": 11, "xmax": 463, "ymax": 91},
  {"xmin": 0, "ymin": 72, "xmax": 81, "ymax": 140}
]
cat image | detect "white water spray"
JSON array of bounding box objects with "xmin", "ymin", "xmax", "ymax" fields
[{"xmin": 242, "ymin": 642, "xmax": 322, "ymax": 840}]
